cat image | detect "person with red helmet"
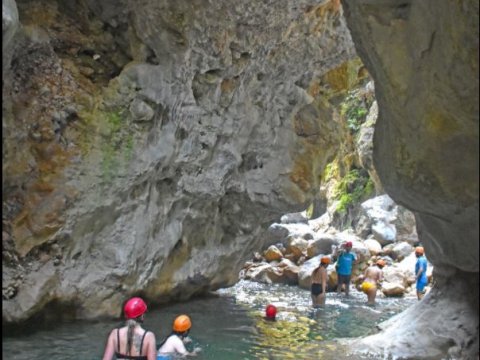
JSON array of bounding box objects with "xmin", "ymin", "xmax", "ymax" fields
[
  {"xmin": 265, "ymin": 304, "xmax": 277, "ymax": 321},
  {"xmin": 157, "ymin": 314, "xmax": 201, "ymax": 359},
  {"xmin": 310, "ymin": 256, "xmax": 330, "ymax": 307},
  {"xmin": 102, "ymin": 297, "xmax": 157, "ymax": 360},
  {"xmin": 334, "ymin": 241, "xmax": 357, "ymax": 297}
]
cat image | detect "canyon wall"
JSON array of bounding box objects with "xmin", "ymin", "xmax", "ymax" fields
[
  {"xmin": 3, "ymin": 1, "xmax": 478, "ymax": 358},
  {"xmin": 3, "ymin": 0, "xmax": 359, "ymax": 321},
  {"xmin": 342, "ymin": 1, "xmax": 479, "ymax": 359}
]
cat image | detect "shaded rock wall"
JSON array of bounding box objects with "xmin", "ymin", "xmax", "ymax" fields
[
  {"xmin": 3, "ymin": 0, "xmax": 359, "ymax": 322},
  {"xmin": 342, "ymin": 0, "xmax": 479, "ymax": 359}
]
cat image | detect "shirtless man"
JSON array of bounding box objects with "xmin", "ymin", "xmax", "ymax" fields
[
  {"xmin": 360, "ymin": 259, "xmax": 385, "ymax": 305},
  {"xmin": 311, "ymin": 256, "xmax": 330, "ymax": 307}
]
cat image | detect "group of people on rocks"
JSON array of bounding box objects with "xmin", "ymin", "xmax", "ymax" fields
[
  {"xmin": 102, "ymin": 297, "xmax": 201, "ymax": 360},
  {"xmin": 309, "ymin": 241, "xmax": 429, "ymax": 307}
]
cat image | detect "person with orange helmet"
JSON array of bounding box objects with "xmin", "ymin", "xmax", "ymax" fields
[
  {"xmin": 359, "ymin": 259, "xmax": 386, "ymax": 305},
  {"xmin": 415, "ymin": 246, "xmax": 428, "ymax": 300},
  {"xmin": 310, "ymin": 256, "xmax": 330, "ymax": 307},
  {"xmin": 102, "ymin": 297, "xmax": 157, "ymax": 360},
  {"xmin": 157, "ymin": 314, "xmax": 201, "ymax": 359}
]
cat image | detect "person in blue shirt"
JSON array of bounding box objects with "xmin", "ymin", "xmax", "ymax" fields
[
  {"xmin": 335, "ymin": 241, "xmax": 357, "ymax": 297},
  {"xmin": 415, "ymin": 246, "xmax": 428, "ymax": 300}
]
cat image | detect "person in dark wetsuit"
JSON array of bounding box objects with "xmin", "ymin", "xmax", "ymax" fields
[
  {"xmin": 102, "ymin": 297, "xmax": 157, "ymax": 360},
  {"xmin": 311, "ymin": 256, "xmax": 330, "ymax": 307}
]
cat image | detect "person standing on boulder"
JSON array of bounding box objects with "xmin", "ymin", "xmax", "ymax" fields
[
  {"xmin": 311, "ymin": 256, "xmax": 330, "ymax": 307},
  {"xmin": 415, "ymin": 246, "xmax": 428, "ymax": 300},
  {"xmin": 102, "ymin": 297, "xmax": 157, "ymax": 360},
  {"xmin": 334, "ymin": 241, "xmax": 357, "ymax": 297}
]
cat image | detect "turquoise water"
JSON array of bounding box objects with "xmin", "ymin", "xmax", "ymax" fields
[{"xmin": 2, "ymin": 280, "xmax": 416, "ymax": 359}]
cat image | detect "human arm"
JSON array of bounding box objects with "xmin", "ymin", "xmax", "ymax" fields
[
  {"xmin": 358, "ymin": 267, "xmax": 370, "ymax": 281},
  {"xmin": 102, "ymin": 330, "xmax": 116, "ymax": 360},
  {"xmin": 352, "ymin": 252, "xmax": 358, "ymax": 264},
  {"xmin": 168, "ymin": 335, "xmax": 189, "ymax": 356},
  {"xmin": 145, "ymin": 331, "xmax": 157, "ymax": 360},
  {"xmin": 377, "ymin": 270, "xmax": 383, "ymax": 285},
  {"xmin": 332, "ymin": 246, "xmax": 342, "ymax": 260},
  {"xmin": 174, "ymin": 336, "xmax": 201, "ymax": 357},
  {"xmin": 321, "ymin": 268, "xmax": 327, "ymax": 292}
]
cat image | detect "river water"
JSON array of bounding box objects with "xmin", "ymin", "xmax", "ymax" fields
[{"xmin": 2, "ymin": 280, "xmax": 416, "ymax": 359}]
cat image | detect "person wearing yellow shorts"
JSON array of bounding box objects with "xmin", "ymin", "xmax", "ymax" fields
[{"xmin": 360, "ymin": 259, "xmax": 385, "ymax": 305}]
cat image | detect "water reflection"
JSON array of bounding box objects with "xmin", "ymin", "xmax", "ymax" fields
[{"xmin": 2, "ymin": 280, "xmax": 416, "ymax": 359}]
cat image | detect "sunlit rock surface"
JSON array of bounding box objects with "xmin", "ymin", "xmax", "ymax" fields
[
  {"xmin": 3, "ymin": 0, "xmax": 358, "ymax": 322},
  {"xmin": 342, "ymin": 0, "xmax": 479, "ymax": 358}
]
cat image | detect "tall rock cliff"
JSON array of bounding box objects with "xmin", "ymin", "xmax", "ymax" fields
[
  {"xmin": 3, "ymin": 0, "xmax": 360, "ymax": 321},
  {"xmin": 342, "ymin": 1, "xmax": 479, "ymax": 359}
]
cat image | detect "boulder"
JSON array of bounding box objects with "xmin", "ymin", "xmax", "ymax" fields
[
  {"xmin": 308, "ymin": 212, "xmax": 332, "ymax": 233},
  {"xmin": 306, "ymin": 233, "xmax": 338, "ymax": 258},
  {"xmin": 390, "ymin": 242, "xmax": 414, "ymax": 261},
  {"xmin": 381, "ymin": 282, "xmax": 405, "ymax": 297},
  {"xmin": 264, "ymin": 245, "xmax": 283, "ymax": 262},
  {"xmin": 382, "ymin": 264, "xmax": 409, "ymax": 288},
  {"xmin": 285, "ymin": 237, "xmax": 308, "ymax": 258},
  {"xmin": 298, "ymin": 255, "xmax": 323, "ymax": 290},
  {"xmin": 363, "ymin": 238, "xmax": 383, "ymax": 255},
  {"xmin": 280, "ymin": 212, "xmax": 309, "ymax": 224}
]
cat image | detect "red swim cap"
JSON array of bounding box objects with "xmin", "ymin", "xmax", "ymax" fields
[
  {"xmin": 345, "ymin": 241, "xmax": 353, "ymax": 248},
  {"xmin": 265, "ymin": 304, "xmax": 277, "ymax": 319}
]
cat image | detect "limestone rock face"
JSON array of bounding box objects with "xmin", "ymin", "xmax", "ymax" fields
[
  {"xmin": 342, "ymin": 1, "xmax": 479, "ymax": 358},
  {"xmin": 2, "ymin": 0, "xmax": 357, "ymax": 323},
  {"xmin": 2, "ymin": 0, "xmax": 19, "ymax": 77}
]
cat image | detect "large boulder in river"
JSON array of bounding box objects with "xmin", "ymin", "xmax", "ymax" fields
[
  {"xmin": 381, "ymin": 282, "xmax": 405, "ymax": 297},
  {"xmin": 264, "ymin": 245, "xmax": 283, "ymax": 262},
  {"xmin": 308, "ymin": 212, "xmax": 332, "ymax": 233},
  {"xmin": 298, "ymin": 254, "xmax": 322, "ymax": 290},
  {"xmin": 285, "ymin": 237, "xmax": 309, "ymax": 262},
  {"xmin": 280, "ymin": 212, "xmax": 309, "ymax": 224},
  {"xmin": 266, "ymin": 223, "xmax": 315, "ymax": 247},
  {"xmin": 363, "ymin": 238, "xmax": 382, "ymax": 255},
  {"xmin": 382, "ymin": 264, "xmax": 409, "ymax": 289},
  {"xmin": 355, "ymin": 194, "xmax": 418, "ymax": 246},
  {"xmin": 390, "ymin": 242, "xmax": 413, "ymax": 262},
  {"xmin": 306, "ymin": 233, "xmax": 338, "ymax": 258}
]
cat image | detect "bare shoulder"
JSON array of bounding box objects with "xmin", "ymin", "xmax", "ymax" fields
[{"xmin": 145, "ymin": 330, "xmax": 156, "ymax": 340}]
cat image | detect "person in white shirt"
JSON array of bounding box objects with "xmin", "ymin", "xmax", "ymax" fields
[{"xmin": 157, "ymin": 315, "xmax": 201, "ymax": 359}]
